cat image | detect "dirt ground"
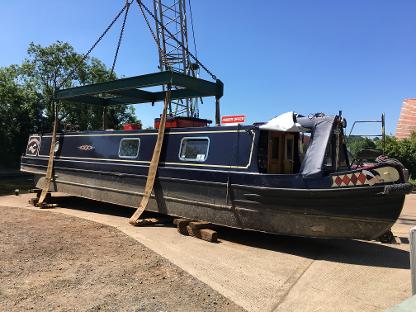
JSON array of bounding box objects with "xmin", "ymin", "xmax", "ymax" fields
[{"xmin": 0, "ymin": 206, "xmax": 244, "ymax": 312}]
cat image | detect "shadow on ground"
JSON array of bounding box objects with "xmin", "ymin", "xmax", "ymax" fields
[
  {"xmin": 47, "ymin": 194, "xmax": 410, "ymax": 270},
  {"xmin": 0, "ymin": 174, "xmax": 34, "ymax": 196}
]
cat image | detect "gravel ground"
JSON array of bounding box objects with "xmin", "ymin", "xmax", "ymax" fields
[{"xmin": 0, "ymin": 206, "xmax": 244, "ymax": 312}]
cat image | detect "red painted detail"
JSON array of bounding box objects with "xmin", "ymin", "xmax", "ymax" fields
[
  {"xmin": 154, "ymin": 117, "xmax": 211, "ymax": 129},
  {"xmin": 350, "ymin": 174, "xmax": 358, "ymax": 184},
  {"xmin": 335, "ymin": 176, "xmax": 343, "ymax": 186},
  {"xmin": 357, "ymin": 173, "xmax": 367, "ymax": 184},
  {"xmin": 342, "ymin": 175, "xmax": 351, "ymax": 185},
  {"xmin": 123, "ymin": 123, "xmax": 142, "ymax": 130},
  {"xmin": 221, "ymin": 115, "xmax": 246, "ymax": 124}
]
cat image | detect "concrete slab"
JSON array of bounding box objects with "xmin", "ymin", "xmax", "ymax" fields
[
  {"xmin": 385, "ymin": 294, "xmax": 416, "ymax": 312},
  {"xmin": 0, "ymin": 193, "xmax": 414, "ymax": 312}
]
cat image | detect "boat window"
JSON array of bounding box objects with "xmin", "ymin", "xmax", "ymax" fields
[
  {"xmin": 118, "ymin": 138, "xmax": 140, "ymax": 158},
  {"xmin": 179, "ymin": 137, "xmax": 209, "ymax": 162}
]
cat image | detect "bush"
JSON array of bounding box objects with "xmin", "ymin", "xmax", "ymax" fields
[
  {"xmin": 346, "ymin": 136, "xmax": 377, "ymax": 159},
  {"xmin": 375, "ymin": 132, "xmax": 416, "ymax": 179},
  {"xmin": 347, "ymin": 132, "xmax": 416, "ymax": 180}
]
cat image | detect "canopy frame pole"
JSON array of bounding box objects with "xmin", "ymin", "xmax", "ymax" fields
[
  {"xmin": 102, "ymin": 105, "xmax": 108, "ymax": 130},
  {"xmin": 215, "ymin": 96, "xmax": 221, "ymax": 126},
  {"xmin": 37, "ymin": 102, "xmax": 59, "ymax": 207},
  {"xmin": 129, "ymin": 85, "xmax": 172, "ymax": 225}
]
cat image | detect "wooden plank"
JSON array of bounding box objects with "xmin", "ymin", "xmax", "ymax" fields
[
  {"xmin": 173, "ymin": 218, "xmax": 190, "ymax": 226},
  {"xmin": 177, "ymin": 219, "xmax": 191, "ymax": 235},
  {"xmin": 30, "ymin": 193, "xmax": 52, "ymax": 206},
  {"xmin": 188, "ymin": 221, "xmax": 213, "ymax": 230},
  {"xmin": 186, "ymin": 226, "xmax": 218, "ymax": 243},
  {"xmin": 28, "ymin": 197, "xmax": 39, "ymax": 206}
]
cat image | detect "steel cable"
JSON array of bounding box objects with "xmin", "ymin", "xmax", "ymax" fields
[
  {"xmin": 111, "ymin": 0, "xmax": 134, "ymax": 77},
  {"xmin": 57, "ymin": 3, "xmax": 128, "ymax": 90},
  {"xmin": 136, "ymin": 0, "xmax": 217, "ymax": 81}
]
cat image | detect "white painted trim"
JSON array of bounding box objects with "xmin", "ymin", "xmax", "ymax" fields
[{"xmin": 41, "ymin": 129, "xmax": 247, "ymax": 138}]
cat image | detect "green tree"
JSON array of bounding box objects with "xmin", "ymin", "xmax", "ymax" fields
[
  {"xmin": 20, "ymin": 41, "xmax": 138, "ymax": 130},
  {"xmin": 0, "ymin": 41, "xmax": 138, "ymax": 168},
  {"xmin": 375, "ymin": 134, "xmax": 416, "ymax": 179},
  {"xmin": 0, "ymin": 65, "xmax": 43, "ymax": 167}
]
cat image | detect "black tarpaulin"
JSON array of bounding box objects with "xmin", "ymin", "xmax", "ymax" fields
[{"xmin": 298, "ymin": 115, "xmax": 336, "ymax": 177}]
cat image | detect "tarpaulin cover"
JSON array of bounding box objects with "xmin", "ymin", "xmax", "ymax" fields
[
  {"xmin": 259, "ymin": 112, "xmax": 306, "ymax": 132},
  {"xmin": 297, "ymin": 115, "xmax": 336, "ymax": 177}
]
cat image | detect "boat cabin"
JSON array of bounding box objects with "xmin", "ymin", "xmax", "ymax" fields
[
  {"xmin": 257, "ymin": 131, "xmax": 298, "ymax": 174},
  {"xmin": 255, "ymin": 112, "xmax": 349, "ymax": 176}
]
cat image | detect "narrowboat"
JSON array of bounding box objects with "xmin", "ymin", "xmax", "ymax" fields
[{"xmin": 20, "ymin": 71, "xmax": 412, "ymax": 240}]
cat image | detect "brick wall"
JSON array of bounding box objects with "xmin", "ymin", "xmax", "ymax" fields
[{"xmin": 396, "ymin": 98, "xmax": 416, "ymax": 139}]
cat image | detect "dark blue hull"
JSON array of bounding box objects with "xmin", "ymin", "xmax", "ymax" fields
[
  {"xmin": 20, "ymin": 124, "xmax": 411, "ymax": 240},
  {"xmin": 21, "ymin": 156, "xmax": 408, "ymax": 240}
]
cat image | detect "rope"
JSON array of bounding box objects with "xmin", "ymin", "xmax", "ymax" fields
[{"xmin": 136, "ymin": 0, "xmax": 217, "ymax": 81}]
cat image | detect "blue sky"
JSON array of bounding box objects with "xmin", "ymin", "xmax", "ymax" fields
[{"xmin": 1, "ymin": 1, "xmax": 415, "ymax": 134}]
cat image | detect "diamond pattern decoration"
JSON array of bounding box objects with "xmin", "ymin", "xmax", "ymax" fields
[
  {"xmin": 331, "ymin": 171, "xmax": 374, "ymax": 187},
  {"xmin": 357, "ymin": 173, "xmax": 366, "ymax": 185},
  {"xmin": 334, "ymin": 176, "xmax": 343, "ymax": 186},
  {"xmin": 342, "ymin": 175, "xmax": 351, "ymax": 186}
]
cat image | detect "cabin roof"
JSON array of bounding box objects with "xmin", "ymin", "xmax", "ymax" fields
[
  {"xmin": 55, "ymin": 71, "xmax": 224, "ymax": 106},
  {"xmin": 39, "ymin": 124, "xmax": 254, "ymax": 136}
]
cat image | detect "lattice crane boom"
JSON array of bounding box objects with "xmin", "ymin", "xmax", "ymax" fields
[{"xmin": 152, "ymin": 0, "xmax": 199, "ymax": 117}]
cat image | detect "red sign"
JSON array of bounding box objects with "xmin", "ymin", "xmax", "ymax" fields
[{"xmin": 221, "ymin": 115, "xmax": 246, "ymax": 124}]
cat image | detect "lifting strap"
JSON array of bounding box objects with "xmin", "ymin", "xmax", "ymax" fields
[
  {"xmin": 37, "ymin": 103, "xmax": 58, "ymax": 207},
  {"xmin": 129, "ymin": 87, "xmax": 171, "ymax": 225}
]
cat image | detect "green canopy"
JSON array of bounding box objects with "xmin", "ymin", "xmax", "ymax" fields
[{"xmin": 55, "ymin": 71, "xmax": 224, "ymax": 106}]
